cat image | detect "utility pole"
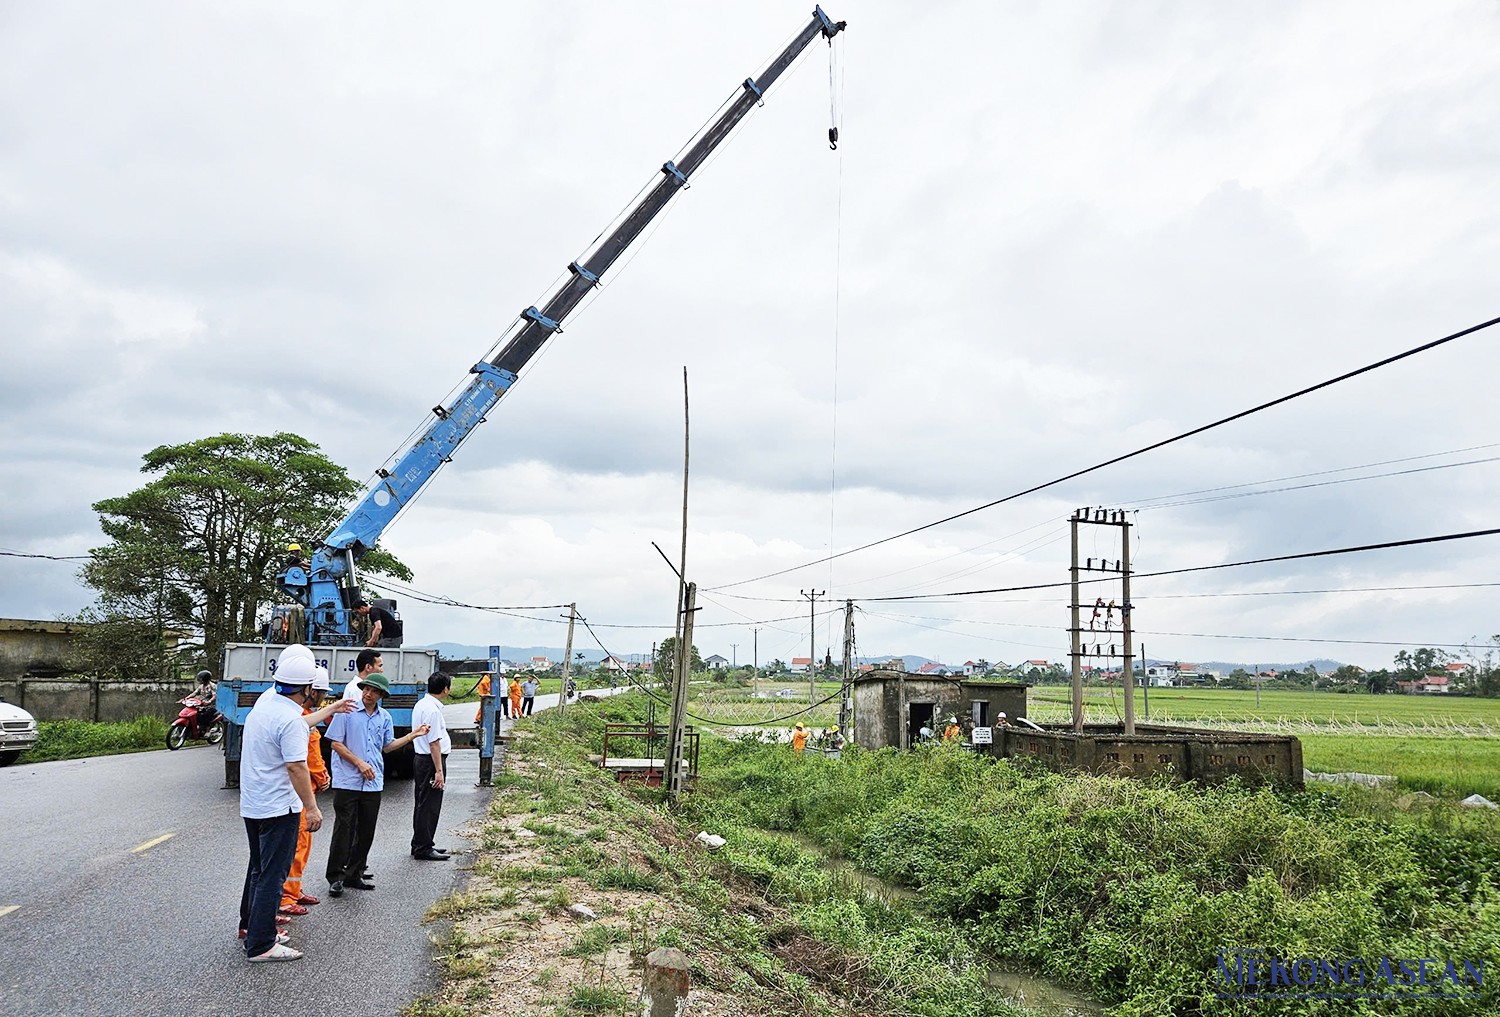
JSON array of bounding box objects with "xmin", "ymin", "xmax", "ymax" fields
[
  {"xmin": 1070, "ymin": 517, "xmax": 1083, "ymax": 732},
  {"xmin": 839, "ymin": 599, "xmax": 854, "ymax": 736},
  {"xmin": 730, "ymin": 642, "xmax": 738, "ymax": 669},
  {"xmin": 1069, "ymin": 508, "xmax": 1135, "ymax": 734},
  {"xmin": 752, "ymin": 627, "xmax": 759, "ymax": 699},
  {"xmin": 665, "ymin": 582, "xmax": 697, "ymax": 798},
  {"xmin": 557, "ymin": 603, "xmax": 577, "ymax": 717},
  {"xmin": 1120, "ymin": 518, "xmax": 1135, "ymax": 736},
  {"xmin": 800, "ymin": 589, "xmax": 824, "ymax": 703}
]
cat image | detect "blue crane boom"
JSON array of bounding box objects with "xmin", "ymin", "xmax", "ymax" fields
[{"xmin": 277, "ymin": 7, "xmax": 846, "ymax": 645}]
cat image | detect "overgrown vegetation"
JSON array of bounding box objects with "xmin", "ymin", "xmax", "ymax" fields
[
  {"xmin": 434, "ymin": 692, "xmax": 1500, "ymax": 1015},
  {"xmin": 686, "ymin": 731, "xmax": 1500, "ymax": 1016},
  {"xmin": 23, "ymin": 716, "xmax": 169, "ymax": 763},
  {"xmin": 425, "ymin": 695, "xmax": 1025, "ymax": 1017}
]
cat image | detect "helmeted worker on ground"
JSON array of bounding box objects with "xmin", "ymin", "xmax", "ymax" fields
[
  {"xmin": 280, "ymin": 665, "xmax": 333, "ymax": 917},
  {"xmin": 508, "ymin": 675, "xmax": 523, "ymax": 718},
  {"xmin": 237, "ymin": 644, "xmax": 323, "ymax": 962},
  {"xmin": 996, "ymin": 711, "xmax": 1010, "ymax": 727},
  {"xmin": 791, "ymin": 722, "xmax": 809, "ymax": 754},
  {"xmin": 942, "ymin": 716, "xmax": 962, "ymax": 741},
  {"xmin": 474, "ymin": 672, "xmax": 494, "ymax": 724}
]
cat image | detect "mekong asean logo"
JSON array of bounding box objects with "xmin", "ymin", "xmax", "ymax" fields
[{"xmin": 1215, "ymin": 951, "xmax": 1483, "ymax": 1002}]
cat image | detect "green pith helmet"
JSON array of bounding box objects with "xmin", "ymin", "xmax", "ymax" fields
[{"xmin": 358, "ymin": 672, "xmax": 391, "ymax": 697}]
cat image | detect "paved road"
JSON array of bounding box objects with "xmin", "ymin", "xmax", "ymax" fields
[
  {"xmin": 0, "ymin": 738, "xmax": 488, "ymax": 1017},
  {"xmin": 0, "ymin": 687, "xmax": 630, "ymax": 1017}
]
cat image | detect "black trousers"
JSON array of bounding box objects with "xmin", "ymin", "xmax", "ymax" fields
[
  {"xmin": 412, "ymin": 753, "xmax": 447, "ymax": 854},
  {"xmin": 326, "ymin": 788, "xmax": 381, "ymax": 883},
  {"xmin": 521, "ymin": 696, "xmax": 534, "ymax": 716}
]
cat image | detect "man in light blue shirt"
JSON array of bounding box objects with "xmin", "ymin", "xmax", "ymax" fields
[{"xmin": 323, "ymin": 672, "xmax": 427, "ymax": 897}]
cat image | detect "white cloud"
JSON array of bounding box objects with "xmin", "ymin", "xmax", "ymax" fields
[{"xmin": 3, "ymin": 1, "xmax": 1500, "ymax": 671}]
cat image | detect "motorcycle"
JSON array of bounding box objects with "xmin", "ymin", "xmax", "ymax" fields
[{"xmin": 167, "ymin": 695, "xmax": 225, "ymax": 750}]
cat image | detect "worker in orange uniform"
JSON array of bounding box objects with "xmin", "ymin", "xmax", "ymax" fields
[
  {"xmin": 508, "ymin": 675, "xmax": 523, "ymax": 719},
  {"xmin": 942, "ymin": 716, "xmax": 962, "ymax": 741},
  {"xmin": 280, "ymin": 666, "xmax": 334, "ymax": 916},
  {"xmin": 790, "ymin": 722, "xmax": 808, "ymax": 754},
  {"xmin": 474, "ymin": 672, "xmax": 493, "ymax": 725}
]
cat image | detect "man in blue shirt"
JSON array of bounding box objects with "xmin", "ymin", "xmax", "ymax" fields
[{"xmin": 323, "ymin": 672, "xmax": 427, "ymax": 897}]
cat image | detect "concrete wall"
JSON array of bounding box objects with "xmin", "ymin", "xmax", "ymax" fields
[
  {"xmin": 0, "ymin": 676, "xmax": 196, "ymax": 722},
  {"xmin": 1008, "ymin": 723, "xmax": 1302, "ymax": 787}
]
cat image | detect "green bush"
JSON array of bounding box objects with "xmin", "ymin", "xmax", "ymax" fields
[
  {"xmin": 24, "ymin": 716, "xmax": 169, "ymax": 763},
  {"xmin": 685, "ymin": 736, "xmax": 1500, "ymax": 1016}
]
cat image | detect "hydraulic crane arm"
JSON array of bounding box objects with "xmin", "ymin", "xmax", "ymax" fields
[{"xmin": 279, "ymin": 7, "xmax": 846, "ymax": 643}]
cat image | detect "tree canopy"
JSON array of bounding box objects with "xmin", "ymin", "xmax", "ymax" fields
[
  {"xmin": 81, "ymin": 432, "xmax": 411, "ymax": 675},
  {"xmin": 653, "ymin": 635, "xmax": 702, "ymax": 687}
]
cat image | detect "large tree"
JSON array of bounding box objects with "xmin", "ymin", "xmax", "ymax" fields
[
  {"xmin": 82, "ymin": 432, "xmax": 411, "ymax": 673},
  {"xmin": 653, "ymin": 635, "xmax": 702, "ymax": 687}
]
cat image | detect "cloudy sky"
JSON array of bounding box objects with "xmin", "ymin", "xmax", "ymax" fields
[{"xmin": 3, "ymin": 1, "xmax": 1499, "ymax": 672}]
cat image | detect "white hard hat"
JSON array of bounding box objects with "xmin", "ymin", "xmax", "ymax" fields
[
  {"xmin": 311, "ymin": 665, "xmax": 331, "ymax": 691},
  {"xmin": 276, "ymin": 644, "xmax": 317, "ymax": 684}
]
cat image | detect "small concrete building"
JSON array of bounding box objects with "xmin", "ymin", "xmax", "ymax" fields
[
  {"xmin": 851, "ymin": 668, "xmax": 1028, "ymax": 749},
  {"xmin": 0, "ymin": 618, "xmax": 83, "ymax": 683}
]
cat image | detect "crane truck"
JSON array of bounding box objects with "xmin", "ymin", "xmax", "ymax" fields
[{"xmin": 218, "ymin": 7, "xmax": 848, "ymax": 785}]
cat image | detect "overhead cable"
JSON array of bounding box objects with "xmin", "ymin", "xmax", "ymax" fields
[{"xmin": 709, "ymin": 313, "xmax": 1500, "ymax": 591}]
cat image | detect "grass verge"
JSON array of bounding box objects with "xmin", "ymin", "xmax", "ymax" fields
[{"xmin": 21, "ymin": 716, "xmax": 169, "ymax": 763}]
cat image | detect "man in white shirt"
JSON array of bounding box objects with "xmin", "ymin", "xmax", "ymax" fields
[
  {"xmin": 410, "ymin": 671, "xmax": 452, "ymax": 861},
  {"xmin": 341, "ymin": 648, "xmax": 383, "ymax": 703},
  {"xmin": 238, "ymin": 645, "xmax": 322, "ymax": 963}
]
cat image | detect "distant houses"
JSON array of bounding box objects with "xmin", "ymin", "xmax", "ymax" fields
[
  {"xmin": 1397, "ymin": 674, "xmax": 1451, "ymax": 695},
  {"xmin": 704, "ymin": 654, "xmax": 728, "ymax": 671}
]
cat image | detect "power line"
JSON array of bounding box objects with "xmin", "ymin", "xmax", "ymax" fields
[
  {"xmin": 708, "ymin": 313, "xmax": 1500, "ymax": 591},
  {"xmin": 859, "ymin": 527, "xmax": 1500, "ymax": 602},
  {"xmin": 0, "ymin": 548, "xmax": 90, "ymax": 561},
  {"xmin": 1127, "ymin": 441, "xmax": 1500, "ymax": 508},
  {"xmin": 1133, "ymin": 455, "xmax": 1500, "ymax": 512}
]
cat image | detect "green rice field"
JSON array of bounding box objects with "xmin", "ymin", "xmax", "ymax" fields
[{"xmin": 1026, "ymin": 685, "xmax": 1500, "ymax": 729}]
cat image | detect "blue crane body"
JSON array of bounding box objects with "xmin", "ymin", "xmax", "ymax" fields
[{"xmin": 274, "ymin": 7, "xmax": 845, "ymax": 646}]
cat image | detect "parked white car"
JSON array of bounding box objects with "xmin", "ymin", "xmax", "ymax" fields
[{"xmin": 0, "ymin": 697, "xmax": 39, "ymax": 765}]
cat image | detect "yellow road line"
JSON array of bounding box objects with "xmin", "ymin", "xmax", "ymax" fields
[
  {"xmin": 0, "ymin": 905, "xmax": 18, "ymax": 918},
  {"xmin": 131, "ymin": 833, "xmax": 174, "ymax": 854}
]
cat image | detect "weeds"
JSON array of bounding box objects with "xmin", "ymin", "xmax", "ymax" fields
[
  {"xmin": 565, "ymin": 985, "xmax": 630, "ymax": 1014},
  {"xmin": 563, "ymin": 923, "xmax": 628, "ymax": 958},
  {"xmin": 25, "ymin": 716, "xmax": 168, "ymax": 762}
]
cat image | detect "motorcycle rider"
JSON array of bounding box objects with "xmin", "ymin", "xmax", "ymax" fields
[{"xmin": 189, "ymin": 670, "xmax": 219, "ymax": 724}]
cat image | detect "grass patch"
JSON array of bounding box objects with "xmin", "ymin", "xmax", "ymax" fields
[
  {"xmin": 590, "ymin": 864, "xmax": 663, "ymax": 893},
  {"xmin": 562, "ymin": 923, "xmax": 628, "ymax": 958},
  {"xmin": 1301, "ymin": 733, "xmax": 1500, "ymax": 800},
  {"xmin": 23, "ymin": 716, "xmax": 170, "ymax": 762},
  {"xmin": 425, "ymin": 889, "xmax": 518, "ymax": 922},
  {"xmin": 566, "ymin": 985, "xmax": 631, "ymax": 1014}
]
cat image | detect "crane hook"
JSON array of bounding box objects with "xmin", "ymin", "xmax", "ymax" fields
[{"xmin": 828, "ymin": 126, "xmax": 839, "ymax": 151}]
